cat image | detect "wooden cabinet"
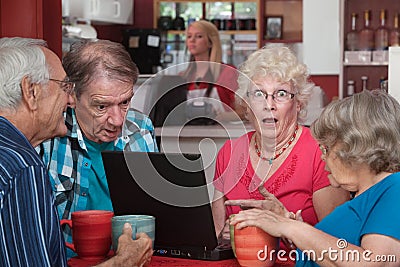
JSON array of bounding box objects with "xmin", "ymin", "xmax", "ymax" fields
[
  {"xmin": 153, "ymin": 0, "xmax": 262, "ymax": 47},
  {"xmin": 153, "ymin": 0, "xmax": 306, "ymax": 49},
  {"xmin": 339, "ymin": 0, "xmax": 400, "ymax": 98},
  {"xmin": 262, "ymin": 0, "xmax": 302, "ymax": 45},
  {"xmin": 263, "ymin": 0, "xmax": 341, "ymax": 77},
  {"xmin": 153, "ymin": 0, "xmax": 261, "ymax": 67}
]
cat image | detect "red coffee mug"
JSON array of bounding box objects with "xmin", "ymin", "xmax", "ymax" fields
[{"xmin": 60, "ymin": 210, "xmax": 114, "ymax": 262}]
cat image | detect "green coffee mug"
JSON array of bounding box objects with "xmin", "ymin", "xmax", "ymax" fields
[{"xmin": 229, "ymin": 214, "xmax": 236, "ymax": 257}]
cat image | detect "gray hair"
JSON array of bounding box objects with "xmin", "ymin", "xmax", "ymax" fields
[
  {"xmin": 236, "ymin": 45, "xmax": 314, "ymax": 122},
  {"xmin": 311, "ymin": 89, "xmax": 400, "ymax": 173},
  {"xmin": 62, "ymin": 39, "xmax": 139, "ymax": 99},
  {"xmin": 0, "ymin": 37, "xmax": 49, "ymax": 111}
]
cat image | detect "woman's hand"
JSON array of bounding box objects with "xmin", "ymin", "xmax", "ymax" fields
[
  {"xmin": 226, "ymin": 187, "xmax": 303, "ymax": 250},
  {"xmin": 225, "ymin": 186, "xmax": 291, "ymax": 218},
  {"xmin": 229, "ymin": 209, "xmax": 294, "ymax": 239},
  {"xmin": 282, "ymin": 210, "xmax": 303, "ymax": 250}
]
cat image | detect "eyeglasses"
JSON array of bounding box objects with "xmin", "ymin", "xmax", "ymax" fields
[
  {"xmin": 246, "ymin": 89, "xmax": 296, "ymax": 103},
  {"xmin": 319, "ymin": 144, "xmax": 329, "ymax": 155},
  {"xmin": 49, "ymin": 78, "xmax": 75, "ymax": 95}
]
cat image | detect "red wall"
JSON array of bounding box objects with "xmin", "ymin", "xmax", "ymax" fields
[
  {"xmin": 0, "ymin": 0, "xmax": 62, "ymax": 58},
  {"xmin": 0, "ymin": 0, "xmax": 43, "ymax": 38},
  {"xmin": 43, "ymin": 0, "xmax": 62, "ymax": 58},
  {"xmin": 310, "ymin": 75, "xmax": 339, "ymax": 102}
]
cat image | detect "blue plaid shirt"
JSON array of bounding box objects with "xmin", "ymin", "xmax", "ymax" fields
[{"xmin": 37, "ymin": 107, "xmax": 158, "ymax": 246}]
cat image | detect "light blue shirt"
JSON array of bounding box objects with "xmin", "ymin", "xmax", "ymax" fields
[
  {"xmin": 84, "ymin": 137, "xmax": 115, "ymax": 211},
  {"xmin": 296, "ymin": 172, "xmax": 400, "ymax": 266}
]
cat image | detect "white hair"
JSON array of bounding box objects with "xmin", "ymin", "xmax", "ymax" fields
[
  {"xmin": 236, "ymin": 45, "xmax": 314, "ymax": 122},
  {"xmin": 0, "ymin": 37, "xmax": 49, "ymax": 111}
]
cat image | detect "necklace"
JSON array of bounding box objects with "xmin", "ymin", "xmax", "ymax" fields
[{"xmin": 254, "ymin": 124, "xmax": 299, "ymax": 165}]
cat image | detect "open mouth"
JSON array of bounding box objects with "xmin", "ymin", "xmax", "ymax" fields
[
  {"xmin": 262, "ymin": 118, "xmax": 277, "ymax": 124},
  {"xmin": 105, "ymin": 128, "xmax": 119, "ymax": 136}
]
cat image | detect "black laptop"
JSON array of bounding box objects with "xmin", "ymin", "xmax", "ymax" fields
[{"xmin": 102, "ymin": 151, "xmax": 233, "ymax": 261}]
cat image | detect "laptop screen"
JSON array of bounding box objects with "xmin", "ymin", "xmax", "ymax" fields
[{"xmin": 102, "ymin": 151, "xmax": 219, "ymax": 250}]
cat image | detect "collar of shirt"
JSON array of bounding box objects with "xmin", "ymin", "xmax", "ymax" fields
[{"xmin": 64, "ymin": 108, "xmax": 141, "ymax": 151}]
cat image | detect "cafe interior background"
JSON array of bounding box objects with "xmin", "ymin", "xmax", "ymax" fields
[
  {"xmin": 3, "ymin": 0, "xmax": 400, "ymax": 97},
  {"xmin": 2, "ymin": 0, "xmax": 400, "ymax": 184}
]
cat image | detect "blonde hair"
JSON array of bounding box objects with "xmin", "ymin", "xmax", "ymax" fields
[
  {"xmin": 236, "ymin": 45, "xmax": 314, "ymax": 122},
  {"xmin": 185, "ymin": 20, "xmax": 222, "ymax": 79}
]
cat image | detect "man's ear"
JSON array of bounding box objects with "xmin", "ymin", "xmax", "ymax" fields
[{"xmin": 20, "ymin": 76, "xmax": 40, "ymax": 111}]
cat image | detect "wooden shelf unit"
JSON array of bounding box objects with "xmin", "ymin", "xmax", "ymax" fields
[
  {"xmin": 153, "ymin": 0, "xmax": 262, "ymax": 48},
  {"xmin": 262, "ymin": 0, "xmax": 303, "ymax": 45},
  {"xmin": 339, "ymin": 0, "xmax": 400, "ymax": 97}
]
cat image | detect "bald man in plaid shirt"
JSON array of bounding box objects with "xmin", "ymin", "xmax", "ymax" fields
[{"xmin": 37, "ymin": 40, "xmax": 158, "ymax": 258}]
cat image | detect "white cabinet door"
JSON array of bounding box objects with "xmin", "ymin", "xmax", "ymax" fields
[
  {"xmin": 389, "ymin": 47, "xmax": 400, "ymax": 103},
  {"xmin": 83, "ymin": 0, "xmax": 134, "ymax": 24},
  {"xmin": 65, "ymin": 0, "xmax": 134, "ymax": 24},
  {"xmin": 303, "ymin": 0, "xmax": 340, "ymax": 74}
]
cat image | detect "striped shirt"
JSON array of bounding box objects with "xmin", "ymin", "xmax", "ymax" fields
[
  {"xmin": 0, "ymin": 116, "xmax": 67, "ymax": 266},
  {"xmin": 37, "ymin": 107, "xmax": 158, "ymax": 250}
]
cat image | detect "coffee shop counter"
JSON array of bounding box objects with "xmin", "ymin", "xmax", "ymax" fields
[
  {"xmin": 155, "ymin": 122, "xmax": 253, "ymax": 151},
  {"xmin": 155, "ymin": 122, "xmax": 253, "ymax": 186}
]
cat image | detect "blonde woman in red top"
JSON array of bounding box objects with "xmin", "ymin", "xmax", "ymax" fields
[{"xmin": 182, "ymin": 20, "xmax": 242, "ymax": 121}]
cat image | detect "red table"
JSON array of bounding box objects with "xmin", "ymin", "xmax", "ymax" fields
[
  {"xmin": 68, "ymin": 256, "xmax": 240, "ymax": 267},
  {"xmin": 148, "ymin": 256, "xmax": 241, "ymax": 266},
  {"xmin": 69, "ymin": 255, "xmax": 294, "ymax": 267}
]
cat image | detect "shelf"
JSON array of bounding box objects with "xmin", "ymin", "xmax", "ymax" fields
[
  {"xmin": 262, "ymin": 30, "xmax": 302, "ymax": 44},
  {"xmin": 166, "ymin": 30, "xmax": 258, "ymax": 35},
  {"xmin": 155, "ymin": 0, "xmax": 256, "ymax": 2},
  {"xmin": 154, "ymin": 0, "xmax": 262, "ymax": 49},
  {"xmin": 343, "ymin": 62, "xmax": 389, "ymax": 66},
  {"xmin": 262, "ymin": 39, "xmax": 302, "ymax": 45},
  {"xmin": 339, "ymin": 0, "xmax": 400, "ymax": 98},
  {"xmin": 263, "ymin": 0, "xmax": 302, "ymax": 45}
]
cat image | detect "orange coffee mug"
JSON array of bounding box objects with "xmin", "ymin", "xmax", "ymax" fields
[{"xmin": 234, "ymin": 225, "xmax": 279, "ymax": 267}]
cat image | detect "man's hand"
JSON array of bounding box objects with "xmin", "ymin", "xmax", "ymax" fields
[{"xmin": 97, "ymin": 223, "xmax": 153, "ymax": 267}]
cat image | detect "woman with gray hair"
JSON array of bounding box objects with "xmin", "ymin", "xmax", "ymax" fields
[
  {"xmin": 212, "ymin": 45, "xmax": 349, "ymax": 264},
  {"xmin": 230, "ymin": 89, "xmax": 400, "ymax": 266}
]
